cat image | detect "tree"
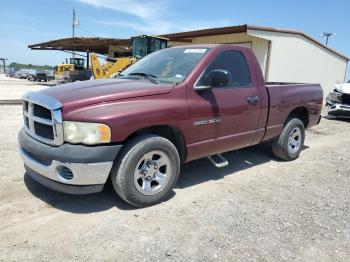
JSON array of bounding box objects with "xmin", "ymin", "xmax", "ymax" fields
[{"xmin": 8, "ymin": 62, "xmax": 53, "ymax": 70}]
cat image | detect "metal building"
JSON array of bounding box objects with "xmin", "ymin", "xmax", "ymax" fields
[{"xmin": 163, "ymin": 25, "xmax": 349, "ymax": 95}]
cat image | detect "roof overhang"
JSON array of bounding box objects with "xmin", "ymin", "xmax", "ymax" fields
[
  {"xmin": 28, "ymin": 35, "xmax": 192, "ymax": 55},
  {"xmin": 28, "ymin": 37, "xmax": 131, "ymax": 54}
]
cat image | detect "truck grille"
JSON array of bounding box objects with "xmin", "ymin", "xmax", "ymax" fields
[{"xmin": 22, "ymin": 92, "xmax": 63, "ymax": 146}]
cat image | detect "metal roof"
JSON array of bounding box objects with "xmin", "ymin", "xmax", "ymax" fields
[
  {"xmin": 28, "ymin": 37, "xmax": 131, "ymax": 54},
  {"xmin": 162, "ymin": 24, "xmax": 349, "ymax": 61},
  {"xmin": 28, "ymin": 35, "xmax": 190, "ymax": 54}
]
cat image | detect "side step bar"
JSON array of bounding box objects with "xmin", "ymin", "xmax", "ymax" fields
[{"xmin": 208, "ymin": 154, "xmax": 228, "ymax": 168}]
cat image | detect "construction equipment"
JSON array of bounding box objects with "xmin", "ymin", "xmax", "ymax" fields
[
  {"xmin": 54, "ymin": 58, "xmax": 84, "ymax": 79},
  {"xmin": 54, "ymin": 64, "xmax": 74, "ymax": 80},
  {"xmin": 131, "ymin": 35, "xmax": 169, "ymax": 58},
  {"xmin": 90, "ymin": 55, "xmax": 136, "ymax": 79},
  {"xmin": 91, "ymin": 35, "xmax": 169, "ymax": 80},
  {"xmin": 54, "ymin": 57, "xmax": 91, "ymax": 82}
]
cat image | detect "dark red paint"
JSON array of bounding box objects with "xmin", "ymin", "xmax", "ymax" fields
[{"xmin": 41, "ymin": 44, "xmax": 323, "ymax": 162}]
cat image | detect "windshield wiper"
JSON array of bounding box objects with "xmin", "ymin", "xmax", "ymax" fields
[{"xmin": 128, "ymin": 72, "xmax": 159, "ymax": 84}]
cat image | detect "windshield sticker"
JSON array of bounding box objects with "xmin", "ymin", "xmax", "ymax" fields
[
  {"xmin": 184, "ymin": 49, "xmax": 207, "ymax": 54},
  {"xmin": 175, "ymin": 74, "xmax": 183, "ymax": 78}
]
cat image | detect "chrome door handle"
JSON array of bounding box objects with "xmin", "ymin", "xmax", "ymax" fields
[{"xmin": 246, "ymin": 96, "xmax": 259, "ymax": 105}]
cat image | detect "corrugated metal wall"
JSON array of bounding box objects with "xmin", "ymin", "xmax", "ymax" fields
[{"xmin": 248, "ymin": 30, "xmax": 347, "ymax": 95}]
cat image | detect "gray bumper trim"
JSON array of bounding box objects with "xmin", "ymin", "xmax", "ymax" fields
[
  {"xmin": 20, "ymin": 147, "xmax": 113, "ymax": 185},
  {"xmin": 25, "ymin": 166, "xmax": 104, "ymax": 194}
]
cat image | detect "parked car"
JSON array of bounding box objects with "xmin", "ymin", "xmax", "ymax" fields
[
  {"xmin": 5, "ymin": 68, "xmax": 16, "ymax": 77},
  {"xmin": 27, "ymin": 70, "xmax": 36, "ymax": 81},
  {"xmin": 326, "ymin": 80, "xmax": 350, "ymax": 118},
  {"xmin": 28, "ymin": 70, "xmax": 48, "ymax": 82},
  {"xmin": 15, "ymin": 69, "xmax": 31, "ymax": 79},
  {"xmin": 18, "ymin": 44, "xmax": 323, "ymax": 207},
  {"xmin": 14, "ymin": 70, "xmax": 22, "ymax": 78}
]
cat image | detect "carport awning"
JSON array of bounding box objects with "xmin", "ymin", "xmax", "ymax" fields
[
  {"xmin": 28, "ymin": 37, "xmax": 131, "ymax": 55},
  {"xmin": 28, "ymin": 35, "xmax": 192, "ymax": 55}
]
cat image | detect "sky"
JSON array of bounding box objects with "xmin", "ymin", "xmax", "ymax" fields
[{"xmin": 0, "ymin": 0, "xmax": 349, "ymax": 79}]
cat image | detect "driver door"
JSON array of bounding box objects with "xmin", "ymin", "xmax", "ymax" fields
[{"xmin": 189, "ymin": 50, "xmax": 261, "ymax": 154}]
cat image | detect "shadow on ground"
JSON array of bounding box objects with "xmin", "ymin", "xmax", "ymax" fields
[
  {"xmin": 325, "ymin": 116, "xmax": 350, "ymax": 123},
  {"xmin": 36, "ymin": 81, "xmax": 57, "ymax": 87},
  {"xmin": 24, "ymin": 143, "xmax": 294, "ymax": 213},
  {"xmin": 24, "ymin": 175, "xmax": 137, "ymax": 213},
  {"xmin": 176, "ymin": 143, "xmax": 279, "ymax": 189}
]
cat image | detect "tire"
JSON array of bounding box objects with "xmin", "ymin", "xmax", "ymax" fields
[
  {"xmin": 111, "ymin": 134, "xmax": 180, "ymax": 207},
  {"xmin": 272, "ymin": 118, "xmax": 305, "ymax": 161}
]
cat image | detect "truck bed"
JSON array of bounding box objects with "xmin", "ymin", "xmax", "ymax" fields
[{"xmin": 262, "ymin": 83, "xmax": 323, "ymax": 141}]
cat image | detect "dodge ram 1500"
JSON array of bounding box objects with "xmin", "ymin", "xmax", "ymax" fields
[{"xmin": 18, "ymin": 44, "xmax": 323, "ymax": 207}]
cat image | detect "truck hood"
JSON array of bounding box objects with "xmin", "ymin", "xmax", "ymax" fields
[
  {"xmin": 40, "ymin": 78, "xmax": 174, "ymax": 110},
  {"xmin": 334, "ymin": 83, "xmax": 350, "ymax": 94}
]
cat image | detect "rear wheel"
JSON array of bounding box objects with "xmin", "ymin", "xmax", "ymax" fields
[
  {"xmin": 272, "ymin": 118, "xmax": 305, "ymax": 161},
  {"xmin": 111, "ymin": 134, "xmax": 180, "ymax": 207}
]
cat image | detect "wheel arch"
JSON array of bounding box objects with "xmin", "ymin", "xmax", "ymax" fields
[
  {"xmin": 124, "ymin": 125, "xmax": 187, "ymax": 163},
  {"xmin": 285, "ymin": 106, "xmax": 309, "ymax": 128}
]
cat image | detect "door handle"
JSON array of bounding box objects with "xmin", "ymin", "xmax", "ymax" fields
[{"xmin": 246, "ymin": 96, "xmax": 259, "ymax": 105}]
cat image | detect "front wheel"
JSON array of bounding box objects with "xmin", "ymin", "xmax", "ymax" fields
[
  {"xmin": 272, "ymin": 118, "xmax": 305, "ymax": 161},
  {"xmin": 111, "ymin": 135, "xmax": 180, "ymax": 207}
]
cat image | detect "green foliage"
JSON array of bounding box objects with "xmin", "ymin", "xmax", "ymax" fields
[{"xmin": 8, "ymin": 62, "xmax": 53, "ymax": 70}]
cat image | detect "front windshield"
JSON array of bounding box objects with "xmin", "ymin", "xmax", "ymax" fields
[{"xmin": 121, "ymin": 47, "xmax": 210, "ymax": 84}]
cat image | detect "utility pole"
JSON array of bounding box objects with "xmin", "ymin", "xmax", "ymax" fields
[
  {"xmin": 321, "ymin": 32, "xmax": 336, "ymax": 46},
  {"xmin": 0, "ymin": 58, "xmax": 7, "ymax": 74},
  {"xmin": 72, "ymin": 9, "xmax": 79, "ymax": 58}
]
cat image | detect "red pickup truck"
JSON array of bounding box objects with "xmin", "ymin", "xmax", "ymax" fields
[{"xmin": 19, "ymin": 44, "xmax": 323, "ymax": 207}]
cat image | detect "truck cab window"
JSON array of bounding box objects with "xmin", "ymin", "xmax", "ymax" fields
[{"xmin": 198, "ymin": 51, "xmax": 251, "ymax": 88}]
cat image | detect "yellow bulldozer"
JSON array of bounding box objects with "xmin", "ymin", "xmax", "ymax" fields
[
  {"xmin": 91, "ymin": 35, "xmax": 169, "ymax": 80},
  {"xmin": 54, "ymin": 63, "xmax": 75, "ymax": 80},
  {"xmin": 54, "ymin": 57, "xmax": 87, "ymax": 81}
]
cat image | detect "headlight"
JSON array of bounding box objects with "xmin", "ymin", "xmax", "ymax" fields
[
  {"xmin": 328, "ymin": 91, "xmax": 342, "ymax": 103},
  {"xmin": 63, "ymin": 121, "xmax": 111, "ymax": 145}
]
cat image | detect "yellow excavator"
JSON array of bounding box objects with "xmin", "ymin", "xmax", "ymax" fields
[
  {"xmin": 91, "ymin": 35, "xmax": 169, "ymax": 79},
  {"xmin": 90, "ymin": 56, "xmax": 136, "ymax": 79}
]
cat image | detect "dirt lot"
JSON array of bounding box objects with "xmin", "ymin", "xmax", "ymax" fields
[
  {"xmin": 0, "ymin": 75, "xmax": 52, "ymax": 101},
  {"xmin": 0, "ymin": 105, "xmax": 349, "ymax": 260}
]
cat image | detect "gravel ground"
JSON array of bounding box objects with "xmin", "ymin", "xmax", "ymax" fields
[
  {"xmin": 0, "ymin": 74, "xmax": 53, "ymax": 101},
  {"xmin": 0, "ymin": 104, "xmax": 349, "ymax": 261}
]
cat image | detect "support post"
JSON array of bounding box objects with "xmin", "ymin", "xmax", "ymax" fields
[
  {"xmin": 86, "ymin": 51, "xmax": 90, "ymax": 69},
  {"xmin": 0, "ymin": 58, "xmax": 7, "ymax": 74}
]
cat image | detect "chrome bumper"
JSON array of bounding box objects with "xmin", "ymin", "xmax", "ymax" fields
[
  {"xmin": 20, "ymin": 147, "xmax": 113, "ymax": 186},
  {"xmin": 327, "ymin": 103, "xmax": 350, "ymax": 118}
]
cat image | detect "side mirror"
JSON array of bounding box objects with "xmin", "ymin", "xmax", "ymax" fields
[
  {"xmin": 194, "ymin": 69, "xmax": 230, "ymax": 92},
  {"xmin": 205, "ymin": 69, "xmax": 230, "ymax": 87}
]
